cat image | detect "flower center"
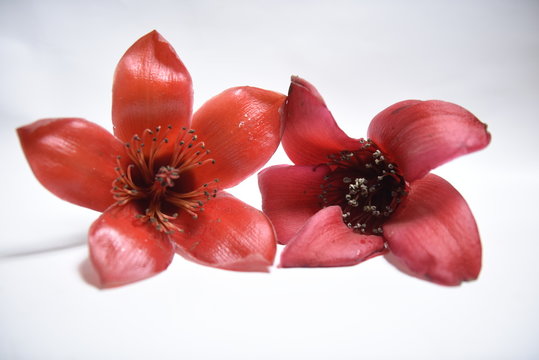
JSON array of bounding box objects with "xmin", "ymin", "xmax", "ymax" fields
[
  {"xmin": 112, "ymin": 125, "xmax": 218, "ymax": 233},
  {"xmin": 320, "ymin": 138, "xmax": 407, "ymax": 235}
]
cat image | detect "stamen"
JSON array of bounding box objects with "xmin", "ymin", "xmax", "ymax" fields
[
  {"xmin": 111, "ymin": 125, "xmax": 218, "ymax": 233},
  {"xmin": 320, "ymin": 138, "xmax": 408, "ymax": 235}
]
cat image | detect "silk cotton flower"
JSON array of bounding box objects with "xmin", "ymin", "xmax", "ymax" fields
[
  {"xmin": 17, "ymin": 31, "xmax": 285, "ymax": 288},
  {"xmin": 258, "ymin": 76, "xmax": 490, "ymax": 286}
]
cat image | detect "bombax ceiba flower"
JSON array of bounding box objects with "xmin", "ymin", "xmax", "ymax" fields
[
  {"xmin": 258, "ymin": 76, "xmax": 490, "ymax": 286},
  {"xmin": 17, "ymin": 31, "xmax": 285, "ymax": 287}
]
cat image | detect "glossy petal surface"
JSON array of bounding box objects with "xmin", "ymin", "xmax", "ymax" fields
[
  {"xmin": 384, "ymin": 174, "xmax": 482, "ymax": 286},
  {"xmin": 280, "ymin": 206, "xmax": 386, "ymax": 267},
  {"xmin": 258, "ymin": 164, "xmax": 331, "ymax": 245},
  {"xmin": 283, "ymin": 76, "xmax": 360, "ymax": 165},
  {"xmin": 368, "ymin": 100, "xmax": 491, "ymax": 182},
  {"xmin": 190, "ymin": 87, "xmax": 285, "ymax": 189},
  {"xmin": 112, "ymin": 30, "xmax": 193, "ymax": 142},
  {"xmin": 89, "ymin": 202, "xmax": 174, "ymax": 288},
  {"xmin": 170, "ymin": 192, "xmax": 276, "ymax": 272},
  {"xmin": 17, "ymin": 118, "xmax": 126, "ymax": 212}
]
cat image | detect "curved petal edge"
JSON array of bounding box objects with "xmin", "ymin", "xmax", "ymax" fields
[
  {"xmin": 170, "ymin": 192, "xmax": 276, "ymax": 272},
  {"xmin": 88, "ymin": 202, "xmax": 175, "ymax": 288},
  {"xmin": 367, "ymin": 100, "xmax": 491, "ymax": 182},
  {"xmin": 384, "ymin": 174, "xmax": 482, "ymax": 286},
  {"xmin": 280, "ymin": 206, "xmax": 386, "ymax": 268},
  {"xmin": 17, "ymin": 118, "xmax": 127, "ymax": 212}
]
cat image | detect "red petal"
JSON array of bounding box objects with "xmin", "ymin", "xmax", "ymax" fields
[
  {"xmin": 280, "ymin": 206, "xmax": 386, "ymax": 267},
  {"xmin": 88, "ymin": 202, "xmax": 174, "ymax": 288},
  {"xmin": 383, "ymin": 174, "xmax": 482, "ymax": 286},
  {"xmin": 17, "ymin": 118, "xmax": 127, "ymax": 212},
  {"xmin": 367, "ymin": 100, "xmax": 491, "ymax": 182},
  {"xmin": 190, "ymin": 87, "xmax": 285, "ymax": 189},
  {"xmin": 112, "ymin": 30, "xmax": 193, "ymax": 142},
  {"xmin": 283, "ymin": 76, "xmax": 360, "ymax": 165},
  {"xmin": 170, "ymin": 192, "xmax": 276, "ymax": 272},
  {"xmin": 258, "ymin": 164, "xmax": 330, "ymax": 245}
]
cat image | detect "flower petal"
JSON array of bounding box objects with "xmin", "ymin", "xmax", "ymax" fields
[
  {"xmin": 17, "ymin": 118, "xmax": 127, "ymax": 212},
  {"xmin": 190, "ymin": 86, "xmax": 285, "ymax": 189},
  {"xmin": 283, "ymin": 76, "xmax": 360, "ymax": 165},
  {"xmin": 88, "ymin": 202, "xmax": 174, "ymax": 288},
  {"xmin": 112, "ymin": 30, "xmax": 193, "ymax": 142},
  {"xmin": 258, "ymin": 164, "xmax": 330, "ymax": 245},
  {"xmin": 383, "ymin": 174, "xmax": 482, "ymax": 286},
  {"xmin": 280, "ymin": 206, "xmax": 386, "ymax": 267},
  {"xmin": 367, "ymin": 100, "xmax": 491, "ymax": 182},
  {"xmin": 170, "ymin": 192, "xmax": 276, "ymax": 272}
]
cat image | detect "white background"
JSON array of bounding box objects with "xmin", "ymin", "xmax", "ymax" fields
[{"xmin": 1, "ymin": 1, "xmax": 538, "ymax": 359}]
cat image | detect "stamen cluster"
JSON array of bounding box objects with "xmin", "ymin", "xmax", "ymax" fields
[
  {"xmin": 320, "ymin": 138, "xmax": 407, "ymax": 235},
  {"xmin": 112, "ymin": 125, "xmax": 218, "ymax": 233}
]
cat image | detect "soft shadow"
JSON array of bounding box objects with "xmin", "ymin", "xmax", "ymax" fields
[
  {"xmin": 78, "ymin": 258, "xmax": 102, "ymax": 289},
  {"xmin": 1, "ymin": 233, "xmax": 86, "ymax": 258}
]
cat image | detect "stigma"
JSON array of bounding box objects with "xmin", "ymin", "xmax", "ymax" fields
[
  {"xmin": 112, "ymin": 125, "xmax": 218, "ymax": 233},
  {"xmin": 320, "ymin": 138, "xmax": 408, "ymax": 235}
]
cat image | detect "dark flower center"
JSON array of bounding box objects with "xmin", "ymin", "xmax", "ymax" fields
[
  {"xmin": 320, "ymin": 138, "xmax": 407, "ymax": 235},
  {"xmin": 112, "ymin": 125, "xmax": 218, "ymax": 233}
]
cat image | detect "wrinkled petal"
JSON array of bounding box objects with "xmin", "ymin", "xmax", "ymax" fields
[
  {"xmin": 112, "ymin": 30, "xmax": 193, "ymax": 142},
  {"xmin": 383, "ymin": 174, "xmax": 482, "ymax": 286},
  {"xmin": 258, "ymin": 164, "xmax": 330, "ymax": 245},
  {"xmin": 89, "ymin": 202, "xmax": 174, "ymax": 288},
  {"xmin": 190, "ymin": 87, "xmax": 285, "ymax": 189},
  {"xmin": 170, "ymin": 192, "xmax": 276, "ymax": 272},
  {"xmin": 368, "ymin": 100, "xmax": 491, "ymax": 182},
  {"xmin": 282, "ymin": 76, "xmax": 361, "ymax": 165},
  {"xmin": 280, "ymin": 206, "xmax": 386, "ymax": 267},
  {"xmin": 17, "ymin": 118, "xmax": 127, "ymax": 212}
]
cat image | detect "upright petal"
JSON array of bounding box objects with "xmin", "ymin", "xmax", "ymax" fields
[
  {"xmin": 283, "ymin": 76, "xmax": 361, "ymax": 165},
  {"xmin": 170, "ymin": 192, "xmax": 276, "ymax": 272},
  {"xmin": 190, "ymin": 87, "xmax": 285, "ymax": 189},
  {"xmin": 383, "ymin": 174, "xmax": 482, "ymax": 286},
  {"xmin": 112, "ymin": 30, "xmax": 193, "ymax": 142},
  {"xmin": 88, "ymin": 202, "xmax": 174, "ymax": 288},
  {"xmin": 258, "ymin": 164, "xmax": 330, "ymax": 244},
  {"xmin": 280, "ymin": 206, "xmax": 386, "ymax": 267},
  {"xmin": 17, "ymin": 118, "xmax": 127, "ymax": 212},
  {"xmin": 368, "ymin": 100, "xmax": 491, "ymax": 182}
]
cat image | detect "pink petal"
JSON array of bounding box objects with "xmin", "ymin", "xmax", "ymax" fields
[
  {"xmin": 280, "ymin": 206, "xmax": 386, "ymax": 268},
  {"xmin": 17, "ymin": 118, "xmax": 128, "ymax": 212},
  {"xmin": 112, "ymin": 30, "xmax": 193, "ymax": 142},
  {"xmin": 258, "ymin": 164, "xmax": 331, "ymax": 245},
  {"xmin": 367, "ymin": 100, "xmax": 491, "ymax": 182},
  {"xmin": 383, "ymin": 174, "xmax": 482, "ymax": 286},
  {"xmin": 283, "ymin": 76, "xmax": 360, "ymax": 165},
  {"xmin": 190, "ymin": 87, "xmax": 285, "ymax": 189},
  {"xmin": 170, "ymin": 192, "xmax": 276, "ymax": 272},
  {"xmin": 88, "ymin": 202, "xmax": 174, "ymax": 288}
]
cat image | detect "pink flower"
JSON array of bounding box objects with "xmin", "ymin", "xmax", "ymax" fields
[
  {"xmin": 17, "ymin": 31, "xmax": 285, "ymax": 287},
  {"xmin": 258, "ymin": 76, "xmax": 491, "ymax": 285}
]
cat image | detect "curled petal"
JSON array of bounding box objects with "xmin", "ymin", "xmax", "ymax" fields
[
  {"xmin": 112, "ymin": 30, "xmax": 193, "ymax": 142},
  {"xmin": 283, "ymin": 76, "xmax": 360, "ymax": 165},
  {"xmin": 368, "ymin": 100, "xmax": 491, "ymax": 182},
  {"xmin": 17, "ymin": 118, "xmax": 127, "ymax": 212},
  {"xmin": 258, "ymin": 164, "xmax": 330, "ymax": 245},
  {"xmin": 170, "ymin": 192, "xmax": 276, "ymax": 272},
  {"xmin": 384, "ymin": 174, "xmax": 482, "ymax": 286},
  {"xmin": 189, "ymin": 87, "xmax": 285, "ymax": 189},
  {"xmin": 280, "ymin": 206, "xmax": 386, "ymax": 267},
  {"xmin": 89, "ymin": 202, "xmax": 174, "ymax": 288}
]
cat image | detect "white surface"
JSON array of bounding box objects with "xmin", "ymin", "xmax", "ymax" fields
[{"xmin": 1, "ymin": 0, "xmax": 538, "ymax": 359}]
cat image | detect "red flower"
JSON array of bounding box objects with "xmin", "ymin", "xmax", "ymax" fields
[
  {"xmin": 17, "ymin": 31, "xmax": 285, "ymax": 287},
  {"xmin": 258, "ymin": 76, "xmax": 491, "ymax": 285}
]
